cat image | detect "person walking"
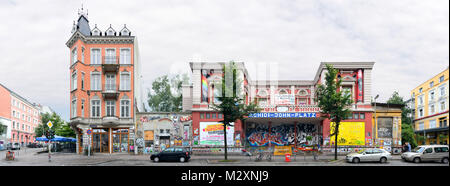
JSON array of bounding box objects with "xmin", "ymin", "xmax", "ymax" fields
[{"xmin": 407, "ymin": 142, "xmax": 411, "ymax": 152}]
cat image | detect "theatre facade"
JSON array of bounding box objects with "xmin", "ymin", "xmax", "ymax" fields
[{"xmin": 182, "ymin": 62, "xmax": 386, "ymax": 153}]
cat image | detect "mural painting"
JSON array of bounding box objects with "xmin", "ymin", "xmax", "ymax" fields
[{"xmin": 246, "ymin": 123, "xmax": 319, "ymax": 146}]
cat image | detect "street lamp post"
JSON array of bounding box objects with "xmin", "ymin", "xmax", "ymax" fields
[{"xmin": 373, "ymin": 94, "xmax": 379, "ymax": 148}]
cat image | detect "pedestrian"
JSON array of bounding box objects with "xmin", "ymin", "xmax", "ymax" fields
[{"xmin": 407, "ymin": 142, "xmax": 411, "ymax": 152}]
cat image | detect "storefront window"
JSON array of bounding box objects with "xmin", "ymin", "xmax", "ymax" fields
[{"xmin": 112, "ymin": 128, "xmax": 129, "ymax": 153}]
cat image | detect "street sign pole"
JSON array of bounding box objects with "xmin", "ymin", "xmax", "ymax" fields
[{"xmin": 87, "ymin": 129, "xmax": 92, "ymax": 157}]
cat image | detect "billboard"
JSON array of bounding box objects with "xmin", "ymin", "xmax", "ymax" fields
[
  {"xmin": 199, "ymin": 122, "xmax": 234, "ymax": 146},
  {"xmin": 330, "ymin": 122, "xmax": 365, "ymax": 146}
]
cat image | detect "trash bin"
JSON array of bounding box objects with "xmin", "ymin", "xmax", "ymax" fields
[
  {"xmin": 6, "ymin": 151, "xmax": 15, "ymax": 161},
  {"xmin": 285, "ymin": 153, "xmax": 291, "ymax": 162}
]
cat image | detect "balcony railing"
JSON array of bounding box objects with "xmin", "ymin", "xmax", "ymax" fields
[
  {"xmin": 102, "ymin": 56, "xmax": 119, "ymax": 72},
  {"xmin": 102, "ymin": 83, "xmax": 119, "ymax": 99}
]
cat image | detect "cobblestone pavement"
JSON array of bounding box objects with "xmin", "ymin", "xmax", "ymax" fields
[{"xmin": 1, "ymin": 148, "xmax": 448, "ymax": 166}]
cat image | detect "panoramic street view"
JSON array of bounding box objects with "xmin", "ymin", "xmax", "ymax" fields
[{"xmin": 0, "ymin": 0, "xmax": 448, "ymax": 184}]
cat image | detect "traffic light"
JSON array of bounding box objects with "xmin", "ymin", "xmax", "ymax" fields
[{"xmin": 46, "ymin": 129, "xmax": 55, "ymax": 140}]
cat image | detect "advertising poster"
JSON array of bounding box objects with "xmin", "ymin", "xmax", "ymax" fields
[
  {"xmin": 200, "ymin": 122, "xmax": 234, "ymax": 146},
  {"xmin": 330, "ymin": 122, "xmax": 365, "ymax": 146}
]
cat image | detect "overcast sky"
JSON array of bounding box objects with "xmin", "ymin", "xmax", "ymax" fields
[{"xmin": 0, "ymin": 0, "xmax": 448, "ymax": 121}]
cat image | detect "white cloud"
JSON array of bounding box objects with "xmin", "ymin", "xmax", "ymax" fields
[{"xmin": 0, "ymin": 0, "xmax": 448, "ymax": 120}]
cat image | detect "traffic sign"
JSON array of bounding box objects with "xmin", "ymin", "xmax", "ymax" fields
[
  {"xmin": 87, "ymin": 129, "xmax": 92, "ymax": 135},
  {"xmin": 47, "ymin": 121, "xmax": 53, "ymax": 128}
]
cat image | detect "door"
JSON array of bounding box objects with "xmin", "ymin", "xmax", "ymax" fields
[
  {"xmin": 361, "ymin": 149, "xmax": 373, "ymax": 162},
  {"xmin": 422, "ymin": 147, "xmax": 433, "ymax": 161},
  {"xmin": 161, "ymin": 147, "xmax": 175, "ymax": 161}
]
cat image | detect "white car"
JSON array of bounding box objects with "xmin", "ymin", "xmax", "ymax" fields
[
  {"xmin": 401, "ymin": 145, "xmax": 449, "ymax": 163},
  {"xmin": 346, "ymin": 148, "xmax": 392, "ymax": 163}
]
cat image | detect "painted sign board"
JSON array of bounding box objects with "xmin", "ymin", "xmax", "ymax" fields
[{"xmin": 248, "ymin": 112, "xmax": 316, "ymax": 118}]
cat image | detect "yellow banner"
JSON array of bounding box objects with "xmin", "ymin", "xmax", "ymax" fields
[
  {"xmin": 273, "ymin": 146, "xmax": 292, "ymax": 156},
  {"xmin": 330, "ymin": 122, "xmax": 365, "ymax": 146}
]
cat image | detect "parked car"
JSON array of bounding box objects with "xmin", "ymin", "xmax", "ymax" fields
[
  {"xmin": 6, "ymin": 143, "xmax": 20, "ymax": 150},
  {"xmin": 401, "ymin": 145, "xmax": 449, "ymax": 163},
  {"xmin": 346, "ymin": 148, "xmax": 392, "ymax": 163},
  {"xmin": 150, "ymin": 147, "xmax": 191, "ymax": 162}
]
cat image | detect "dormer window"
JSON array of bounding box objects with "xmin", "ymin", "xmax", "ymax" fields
[
  {"xmin": 120, "ymin": 24, "xmax": 131, "ymax": 36},
  {"xmin": 105, "ymin": 24, "xmax": 116, "ymax": 36},
  {"xmin": 91, "ymin": 24, "xmax": 101, "ymax": 36}
]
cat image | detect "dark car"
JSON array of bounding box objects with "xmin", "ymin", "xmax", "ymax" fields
[{"xmin": 150, "ymin": 147, "xmax": 191, "ymax": 162}]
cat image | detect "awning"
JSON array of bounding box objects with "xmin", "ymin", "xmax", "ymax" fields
[
  {"xmin": 415, "ymin": 126, "xmax": 449, "ymax": 133},
  {"xmin": 35, "ymin": 136, "xmax": 77, "ymax": 142}
]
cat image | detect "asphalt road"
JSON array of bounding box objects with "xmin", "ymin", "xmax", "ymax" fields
[{"xmin": 1, "ymin": 148, "xmax": 448, "ymax": 166}]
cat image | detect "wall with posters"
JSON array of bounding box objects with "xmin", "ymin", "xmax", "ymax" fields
[
  {"xmin": 137, "ymin": 113, "xmax": 192, "ymax": 147},
  {"xmin": 199, "ymin": 122, "xmax": 234, "ymax": 146}
]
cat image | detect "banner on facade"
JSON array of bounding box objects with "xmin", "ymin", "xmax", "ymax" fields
[
  {"xmin": 275, "ymin": 94, "xmax": 295, "ymax": 105},
  {"xmin": 248, "ymin": 112, "xmax": 316, "ymax": 118},
  {"xmin": 199, "ymin": 122, "xmax": 234, "ymax": 146},
  {"xmin": 330, "ymin": 122, "xmax": 365, "ymax": 146}
]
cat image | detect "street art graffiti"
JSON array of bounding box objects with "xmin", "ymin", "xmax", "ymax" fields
[
  {"xmin": 139, "ymin": 114, "xmax": 192, "ymax": 146},
  {"xmin": 377, "ymin": 118, "xmax": 393, "ymax": 138},
  {"xmin": 246, "ymin": 123, "xmax": 319, "ymax": 146}
]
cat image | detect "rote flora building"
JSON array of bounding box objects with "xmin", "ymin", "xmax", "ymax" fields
[
  {"xmin": 182, "ymin": 62, "xmax": 401, "ymax": 153},
  {"xmin": 66, "ymin": 8, "xmax": 144, "ymax": 154}
]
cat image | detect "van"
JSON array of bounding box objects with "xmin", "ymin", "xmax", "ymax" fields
[{"xmin": 401, "ymin": 145, "xmax": 449, "ymax": 163}]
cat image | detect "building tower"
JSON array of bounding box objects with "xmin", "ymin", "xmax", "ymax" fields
[{"xmin": 66, "ymin": 7, "xmax": 144, "ymax": 154}]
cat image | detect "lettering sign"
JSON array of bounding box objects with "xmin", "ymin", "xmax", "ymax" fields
[
  {"xmin": 248, "ymin": 112, "xmax": 317, "ymax": 118},
  {"xmin": 275, "ymin": 94, "xmax": 295, "ymax": 105}
]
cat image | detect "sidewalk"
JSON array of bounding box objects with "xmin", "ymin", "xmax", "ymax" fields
[{"xmin": 1, "ymin": 149, "xmax": 403, "ymax": 166}]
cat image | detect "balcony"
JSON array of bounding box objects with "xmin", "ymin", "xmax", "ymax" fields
[
  {"xmin": 70, "ymin": 117, "xmax": 133, "ymax": 127},
  {"xmin": 102, "ymin": 56, "xmax": 119, "ymax": 72},
  {"xmin": 102, "ymin": 83, "xmax": 119, "ymax": 99}
]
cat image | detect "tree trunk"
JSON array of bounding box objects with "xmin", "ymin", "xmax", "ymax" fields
[
  {"xmin": 224, "ymin": 123, "xmax": 228, "ymax": 160},
  {"xmin": 334, "ymin": 123, "xmax": 339, "ymax": 160}
]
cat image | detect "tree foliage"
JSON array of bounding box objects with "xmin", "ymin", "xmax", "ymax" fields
[
  {"xmin": 387, "ymin": 91, "xmax": 412, "ymax": 124},
  {"xmin": 147, "ymin": 74, "xmax": 189, "ymax": 112},
  {"xmin": 35, "ymin": 112, "xmax": 68, "ymax": 137},
  {"xmin": 212, "ymin": 61, "xmax": 260, "ymax": 160},
  {"xmin": 0, "ymin": 121, "xmax": 6, "ymax": 135},
  {"xmin": 316, "ymin": 64, "xmax": 353, "ymax": 160}
]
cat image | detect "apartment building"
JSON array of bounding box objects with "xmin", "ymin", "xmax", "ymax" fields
[
  {"xmin": 411, "ymin": 67, "xmax": 449, "ymax": 145},
  {"xmin": 66, "ymin": 8, "xmax": 144, "ymax": 154}
]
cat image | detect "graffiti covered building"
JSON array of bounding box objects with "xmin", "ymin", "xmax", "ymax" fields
[
  {"xmin": 182, "ymin": 62, "xmax": 378, "ymax": 152},
  {"xmin": 136, "ymin": 112, "xmax": 192, "ymax": 151}
]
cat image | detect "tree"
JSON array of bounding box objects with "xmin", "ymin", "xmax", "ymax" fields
[
  {"xmin": 0, "ymin": 121, "xmax": 7, "ymax": 136},
  {"xmin": 147, "ymin": 74, "xmax": 189, "ymax": 112},
  {"xmin": 387, "ymin": 91, "xmax": 412, "ymax": 124},
  {"xmin": 35, "ymin": 112, "xmax": 66, "ymax": 137},
  {"xmin": 212, "ymin": 61, "xmax": 260, "ymax": 160},
  {"xmin": 316, "ymin": 64, "xmax": 353, "ymax": 160},
  {"xmin": 56, "ymin": 122, "xmax": 76, "ymax": 138},
  {"xmin": 386, "ymin": 91, "xmax": 417, "ymax": 147}
]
